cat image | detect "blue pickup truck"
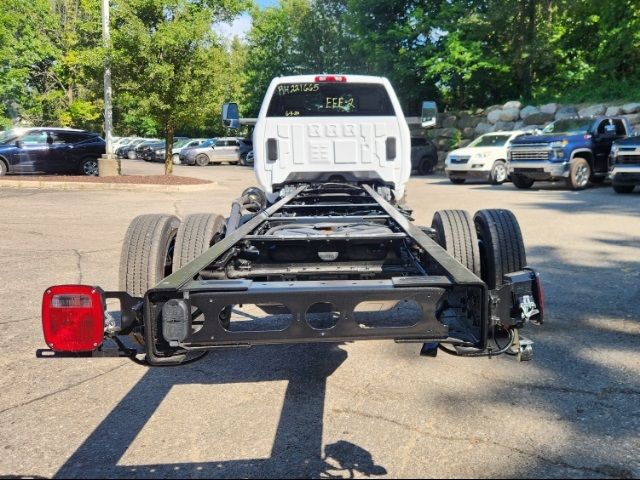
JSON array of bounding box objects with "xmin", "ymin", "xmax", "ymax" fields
[{"xmin": 507, "ymin": 116, "xmax": 632, "ymax": 190}]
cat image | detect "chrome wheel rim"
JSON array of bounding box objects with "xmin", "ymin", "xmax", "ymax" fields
[
  {"xmin": 83, "ymin": 160, "xmax": 98, "ymax": 176},
  {"xmin": 576, "ymin": 164, "xmax": 589, "ymax": 187},
  {"xmin": 172, "ymin": 154, "xmax": 180, "ymax": 165},
  {"xmin": 495, "ymin": 164, "xmax": 507, "ymax": 183}
]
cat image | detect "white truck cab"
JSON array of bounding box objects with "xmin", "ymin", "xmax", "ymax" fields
[{"xmin": 224, "ymin": 74, "xmax": 412, "ymax": 201}]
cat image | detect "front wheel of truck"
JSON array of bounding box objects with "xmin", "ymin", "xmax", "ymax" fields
[
  {"xmin": 119, "ymin": 214, "xmax": 181, "ymax": 297},
  {"xmin": 473, "ymin": 209, "xmax": 526, "ymax": 289},
  {"xmin": 566, "ymin": 158, "xmax": 590, "ymax": 190},
  {"xmin": 511, "ymin": 174, "xmax": 534, "ymax": 189}
]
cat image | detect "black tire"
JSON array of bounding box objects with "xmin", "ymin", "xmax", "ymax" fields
[
  {"xmin": 173, "ymin": 213, "xmax": 226, "ymax": 272},
  {"xmin": 418, "ymin": 156, "xmax": 435, "ymax": 175},
  {"xmin": 195, "ymin": 153, "xmax": 209, "ymax": 166},
  {"xmin": 0, "ymin": 159, "xmax": 7, "ymax": 176},
  {"xmin": 239, "ymin": 153, "xmax": 247, "ymax": 166},
  {"xmin": 119, "ymin": 214, "xmax": 180, "ymax": 297},
  {"xmin": 473, "ymin": 209, "xmax": 526, "ymax": 289},
  {"xmin": 511, "ymin": 174, "xmax": 535, "ymax": 189},
  {"xmin": 449, "ymin": 178, "xmax": 466, "ymax": 185},
  {"xmin": 431, "ymin": 210, "xmax": 481, "ymax": 276},
  {"xmin": 613, "ymin": 184, "xmax": 635, "ymax": 194},
  {"xmin": 489, "ymin": 160, "xmax": 508, "ymax": 185},
  {"xmin": 565, "ymin": 158, "xmax": 590, "ymax": 190},
  {"xmin": 173, "ymin": 213, "xmax": 230, "ymax": 329},
  {"xmin": 79, "ymin": 158, "xmax": 99, "ymax": 176}
]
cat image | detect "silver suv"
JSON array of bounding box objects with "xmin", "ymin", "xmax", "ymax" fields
[{"xmin": 182, "ymin": 138, "xmax": 252, "ymax": 166}]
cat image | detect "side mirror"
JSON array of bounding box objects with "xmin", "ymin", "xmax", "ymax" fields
[
  {"xmin": 421, "ymin": 101, "xmax": 438, "ymax": 128},
  {"xmin": 222, "ymin": 102, "xmax": 240, "ymax": 129},
  {"xmin": 15, "ymin": 140, "xmax": 23, "ymax": 148}
]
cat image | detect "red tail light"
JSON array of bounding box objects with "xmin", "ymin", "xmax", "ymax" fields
[
  {"xmin": 315, "ymin": 75, "xmax": 347, "ymax": 83},
  {"xmin": 42, "ymin": 285, "xmax": 105, "ymax": 352}
]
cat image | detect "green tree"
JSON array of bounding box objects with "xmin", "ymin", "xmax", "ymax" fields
[
  {"xmin": 0, "ymin": 0, "xmax": 104, "ymax": 129},
  {"xmin": 242, "ymin": 0, "xmax": 309, "ymax": 115},
  {"xmin": 242, "ymin": 0, "xmax": 365, "ymax": 116},
  {"xmin": 111, "ymin": 0, "xmax": 248, "ymax": 174},
  {"xmin": 46, "ymin": 0, "xmax": 104, "ymax": 129},
  {"xmin": 0, "ymin": 0, "xmax": 57, "ymax": 127},
  {"xmin": 344, "ymin": 0, "xmax": 440, "ymax": 113}
]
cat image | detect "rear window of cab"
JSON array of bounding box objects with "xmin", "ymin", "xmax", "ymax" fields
[{"xmin": 267, "ymin": 83, "xmax": 395, "ymax": 117}]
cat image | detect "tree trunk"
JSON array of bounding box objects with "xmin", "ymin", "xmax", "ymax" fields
[{"xmin": 165, "ymin": 122, "xmax": 174, "ymax": 175}]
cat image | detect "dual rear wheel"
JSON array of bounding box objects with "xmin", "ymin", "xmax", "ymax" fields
[
  {"xmin": 431, "ymin": 208, "xmax": 526, "ymax": 289},
  {"xmin": 120, "ymin": 207, "xmax": 527, "ymax": 299},
  {"xmin": 119, "ymin": 213, "xmax": 224, "ymax": 297}
]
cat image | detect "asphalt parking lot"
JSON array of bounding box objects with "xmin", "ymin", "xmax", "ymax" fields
[{"xmin": 1, "ymin": 160, "xmax": 639, "ymax": 479}]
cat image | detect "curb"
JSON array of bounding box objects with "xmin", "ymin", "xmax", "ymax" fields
[{"xmin": 0, "ymin": 179, "xmax": 219, "ymax": 193}]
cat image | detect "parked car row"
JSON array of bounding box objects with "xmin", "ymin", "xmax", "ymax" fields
[
  {"xmin": 0, "ymin": 128, "xmax": 256, "ymax": 176},
  {"xmin": 443, "ymin": 115, "xmax": 639, "ymax": 193},
  {"xmin": 114, "ymin": 136, "xmax": 254, "ymax": 167}
]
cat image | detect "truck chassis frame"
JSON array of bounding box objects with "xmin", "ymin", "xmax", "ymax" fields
[
  {"xmin": 126, "ymin": 183, "xmax": 538, "ymax": 365},
  {"xmin": 39, "ymin": 182, "xmax": 541, "ymax": 365}
]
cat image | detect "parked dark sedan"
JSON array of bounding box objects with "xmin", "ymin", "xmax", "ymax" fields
[
  {"xmin": 0, "ymin": 127, "xmax": 105, "ymax": 176},
  {"xmin": 115, "ymin": 138, "xmax": 145, "ymax": 159},
  {"xmin": 133, "ymin": 139, "xmax": 162, "ymax": 160},
  {"xmin": 140, "ymin": 141, "xmax": 165, "ymax": 161}
]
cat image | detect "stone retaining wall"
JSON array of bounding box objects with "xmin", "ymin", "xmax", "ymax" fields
[{"xmin": 423, "ymin": 101, "xmax": 640, "ymax": 164}]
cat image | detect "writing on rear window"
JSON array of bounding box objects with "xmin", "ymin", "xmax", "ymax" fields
[
  {"xmin": 276, "ymin": 83, "xmax": 320, "ymax": 95},
  {"xmin": 267, "ymin": 83, "xmax": 395, "ymax": 117},
  {"xmin": 325, "ymin": 97, "xmax": 355, "ymax": 109}
]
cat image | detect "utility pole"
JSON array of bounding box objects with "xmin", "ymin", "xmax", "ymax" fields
[{"xmin": 98, "ymin": 0, "xmax": 120, "ymax": 176}]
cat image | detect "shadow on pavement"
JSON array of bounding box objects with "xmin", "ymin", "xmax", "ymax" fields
[
  {"xmin": 433, "ymin": 244, "xmax": 640, "ymax": 478},
  {"xmin": 54, "ymin": 343, "xmax": 387, "ymax": 479},
  {"xmin": 52, "ymin": 242, "xmax": 640, "ymax": 478}
]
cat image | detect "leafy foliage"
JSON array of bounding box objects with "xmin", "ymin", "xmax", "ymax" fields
[
  {"xmin": 243, "ymin": 0, "xmax": 640, "ymax": 111},
  {"xmin": 111, "ymin": 0, "xmax": 247, "ymax": 173},
  {"xmin": 0, "ymin": 0, "xmax": 637, "ymax": 172},
  {"xmin": 242, "ymin": 0, "xmax": 365, "ymax": 115},
  {"xmin": 0, "ymin": 0, "xmax": 103, "ymax": 129}
]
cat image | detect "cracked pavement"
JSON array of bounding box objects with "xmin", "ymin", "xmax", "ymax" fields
[{"xmin": 0, "ymin": 161, "xmax": 639, "ymax": 478}]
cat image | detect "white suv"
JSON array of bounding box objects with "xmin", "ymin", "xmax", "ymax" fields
[{"xmin": 445, "ymin": 131, "xmax": 529, "ymax": 185}]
